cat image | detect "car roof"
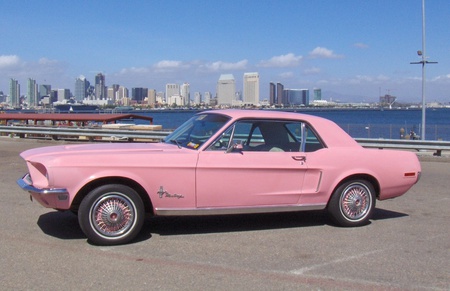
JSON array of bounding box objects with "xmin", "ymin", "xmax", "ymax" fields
[{"xmin": 201, "ymin": 109, "xmax": 360, "ymax": 148}]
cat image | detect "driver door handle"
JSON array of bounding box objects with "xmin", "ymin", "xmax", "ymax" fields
[{"xmin": 292, "ymin": 156, "xmax": 306, "ymax": 162}]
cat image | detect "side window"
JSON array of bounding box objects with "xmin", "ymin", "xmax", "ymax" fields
[
  {"xmin": 303, "ymin": 124, "xmax": 324, "ymax": 152},
  {"xmin": 207, "ymin": 119, "xmax": 324, "ymax": 152}
]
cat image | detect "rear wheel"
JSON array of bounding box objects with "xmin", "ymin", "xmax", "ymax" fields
[
  {"xmin": 328, "ymin": 179, "xmax": 375, "ymax": 227},
  {"xmin": 78, "ymin": 184, "xmax": 145, "ymax": 245}
]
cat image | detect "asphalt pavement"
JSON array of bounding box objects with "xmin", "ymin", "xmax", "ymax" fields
[{"xmin": 0, "ymin": 137, "xmax": 449, "ymax": 290}]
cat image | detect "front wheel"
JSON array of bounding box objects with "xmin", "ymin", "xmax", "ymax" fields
[
  {"xmin": 328, "ymin": 179, "xmax": 375, "ymax": 227},
  {"xmin": 78, "ymin": 184, "xmax": 145, "ymax": 245}
]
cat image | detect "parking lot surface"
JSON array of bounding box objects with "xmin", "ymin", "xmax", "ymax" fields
[{"xmin": 1, "ymin": 138, "xmax": 449, "ymax": 290}]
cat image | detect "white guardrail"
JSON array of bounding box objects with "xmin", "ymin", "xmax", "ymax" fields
[{"xmin": 1, "ymin": 125, "xmax": 449, "ymax": 156}]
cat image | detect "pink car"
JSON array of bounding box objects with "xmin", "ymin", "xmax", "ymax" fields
[{"xmin": 17, "ymin": 110, "xmax": 421, "ymax": 245}]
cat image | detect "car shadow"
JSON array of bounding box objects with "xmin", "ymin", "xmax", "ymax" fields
[
  {"xmin": 372, "ymin": 208, "xmax": 409, "ymax": 221},
  {"xmin": 144, "ymin": 210, "xmax": 328, "ymax": 236},
  {"xmin": 36, "ymin": 207, "xmax": 408, "ymax": 243},
  {"xmin": 37, "ymin": 211, "xmax": 85, "ymax": 240}
]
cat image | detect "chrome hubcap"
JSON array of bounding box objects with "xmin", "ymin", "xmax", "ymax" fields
[
  {"xmin": 91, "ymin": 194, "xmax": 135, "ymax": 237},
  {"xmin": 340, "ymin": 183, "xmax": 371, "ymax": 221}
]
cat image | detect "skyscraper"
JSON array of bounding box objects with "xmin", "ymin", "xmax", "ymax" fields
[
  {"xmin": 39, "ymin": 84, "xmax": 51, "ymax": 100},
  {"xmin": 75, "ymin": 76, "xmax": 90, "ymax": 102},
  {"xmin": 313, "ymin": 88, "xmax": 322, "ymax": 101},
  {"xmin": 95, "ymin": 73, "xmax": 106, "ymax": 100},
  {"xmin": 27, "ymin": 78, "xmax": 38, "ymax": 107},
  {"xmin": 9, "ymin": 78, "xmax": 20, "ymax": 108},
  {"xmin": 276, "ymin": 82, "xmax": 284, "ymax": 106},
  {"xmin": 165, "ymin": 83, "xmax": 180, "ymax": 104},
  {"xmin": 216, "ymin": 74, "xmax": 235, "ymax": 106},
  {"xmin": 243, "ymin": 72, "xmax": 259, "ymax": 105},
  {"xmin": 204, "ymin": 91, "xmax": 212, "ymax": 106},
  {"xmin": 269, "ymin": 82, "xmax": 276, "ymax": 105},
  {"xmin": 180, "ymin": 83, "xmax": 190, "ymax": 106}
]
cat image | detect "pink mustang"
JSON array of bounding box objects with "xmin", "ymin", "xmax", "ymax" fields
[{"xmin": 17, "ymin": 110, "xmax": 421, "ymax": 245}]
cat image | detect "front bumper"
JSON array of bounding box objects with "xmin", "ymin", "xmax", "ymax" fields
[{"xmin": 17, "ymin": 173, "xmax": 69, "ymax": 209}]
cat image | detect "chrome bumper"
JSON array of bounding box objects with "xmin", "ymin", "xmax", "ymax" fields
[{"xmin": 17, "ymin": 173, "xmax": 68, "ymax": 195}]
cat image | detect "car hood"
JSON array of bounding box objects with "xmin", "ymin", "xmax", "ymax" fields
[{"xmin": 20, "ymin": 142, "xmax": 183, "ymax": 161}]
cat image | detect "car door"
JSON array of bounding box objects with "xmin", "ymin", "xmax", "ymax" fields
[{"xmin": 195, "ymin": 119, "xmax": 308, "ymax": 208}]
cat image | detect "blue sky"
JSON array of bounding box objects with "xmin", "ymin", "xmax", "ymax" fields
[{"xmin": 1, "ymin": 0, "xmax": 449, "ymax": 103}]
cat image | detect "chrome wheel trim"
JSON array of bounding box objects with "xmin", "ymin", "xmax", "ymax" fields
[
  {"xmin": 89, "ymin": 193, "xmax": 136, "ymax": 238},
  {"xmin": 339, "ymin": 183, "xmax": 372, "ymax": 222}
]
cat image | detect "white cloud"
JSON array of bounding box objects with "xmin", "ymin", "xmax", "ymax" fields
[
  {"xmin": 202, "ymin": 59, "xmax": 248, "ymax": 71},
  {"xmin": 0, "ymin": 55, "xmax": 22, "ymax": 68},
  {"xmin": 354, "ymin": 43, "xmax": 369, "ymax": 49},
  {"xmin": 303, "ymin": 67, "xmax": 321, "ymax": 75},
  {"xmin": 119, "ymin": 67, "xmax": 150, "ymax": 74},
  {"xmin": 309, "ymin": 47, "xmax": 343, "ymax": 59},
  {"xmin": 258, "ymin": 53, "xmax": 303, "ymax": 68}
]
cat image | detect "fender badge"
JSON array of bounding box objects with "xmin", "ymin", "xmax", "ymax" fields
[{"xmin": 157, "ymin": 186, "xmax": 184, "ymax": 199}]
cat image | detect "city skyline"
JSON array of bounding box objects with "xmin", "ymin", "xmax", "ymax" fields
[{"xmin": 1, "ymin": 1, "xmax": 449, "ymax": 103}]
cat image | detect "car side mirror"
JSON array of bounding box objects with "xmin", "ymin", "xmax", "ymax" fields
[{"xmin": 226, "ymin": 142, "xmax": 244, "ymax": 153}]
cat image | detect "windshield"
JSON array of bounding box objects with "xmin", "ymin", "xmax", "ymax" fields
[{"xmin": 164, "ymin": 113, "xmax": 231, "ymax": 150}]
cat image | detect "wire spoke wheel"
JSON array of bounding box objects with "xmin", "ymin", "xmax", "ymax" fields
[
  {"xmin": 79, "ymin": 184, "xmax": 144, "ymax": 245},
  {"xmin": 340, "ymin": 183, "xmax": 371, "ymax": 221},
  {"xmin": 90, "ymin": 194, "xmax": 135, "ymax": 237},
  {"xmin": 328, "ymin": 179, "xmax": 375, "ymax": 227}
]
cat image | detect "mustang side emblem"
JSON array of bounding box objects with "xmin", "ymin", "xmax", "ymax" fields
[{"xmin": 157, "ymin": 186, "xmax": 184, "ymax": 199}]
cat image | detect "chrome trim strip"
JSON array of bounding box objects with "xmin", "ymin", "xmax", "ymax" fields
[
  {"xmin": 154, "ymin": 203, "xmax": 326, "ymax": 216},
  {"xmin": 17, "ymin": 174, "xmax": 68, "ymax": 195}
]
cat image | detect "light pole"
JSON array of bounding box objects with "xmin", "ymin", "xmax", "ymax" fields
[{"xmin": 410, "ymin": 0, "xmax": 437, "ymax": 140}]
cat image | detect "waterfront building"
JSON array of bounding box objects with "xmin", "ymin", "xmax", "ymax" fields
[
  {"xmin": 132, "ymin": 87, "xmax": 148, "ymax": 103},
  {"xmin": 314, "ymin": 88, "xmax": 322, "ymax": 101},
  {"xmin": 269, "ymin": 82, "xmax": 276, "ymax": 105},
  {"xmin": 180, "ymin": 83, "xmax": 190, "ymax": 106},
  {"xmin": 243, "ymin": 72, "xmax": 259, "ymax": 105},
  {"xmin": 27, "ymin": 78, "xmax": 38, "ymax": 107},
  {"xmin": 57, "ymin": 89, "xmax": 70, "ymax": 102},
  {"xmin": 117, "ymin": 86, "xmax": 129, "ymax": 100},
  {"xmin": 166, "ymin": 83, "xmax": 180, "ymax": 103},
  {"xmin": 217, "ymin": 74, "xmax": 235, "ymax": 106},
  {"xmin": 285, "ymin": 89, "xmax": 309, "ymax": 106},
  {"xmin": 276, "ymin": 82, "xmax": 284, "ymax": 106},
  {"xmin": 9, "ymin": 78, "xmax": 20, "ymax": 108},
  {"xmin": 204, "ymin": 91, "xmax": 212, "ymax": 106},
  {"xmin": 74, "ymin": 76, "xmax": 90, "ymax": 102},
  {"xmin": 147, "ymin": 89, "xmax": 156, "ymax": 107},
  {"xmin": 107, "ymin": 84, "xmax": 120, "ymax": 103},
  {"xmin": 194, "ymin": 92, "xmax": 202, "ymax": 105},
  {"xmin": 95, "ymin": 73, "xmax": 106, "ymax": 100},
  {"xmin": 156, "ymin": 91, "xmax": 165, "ymax": 104}
]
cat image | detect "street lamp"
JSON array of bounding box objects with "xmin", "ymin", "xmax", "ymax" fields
[{"xmin": 410, "ymin": 0, "xmax": 437, "ymax": 140}]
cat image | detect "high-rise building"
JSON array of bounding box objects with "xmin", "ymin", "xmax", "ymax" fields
[
  {"xmin": 217, "ymin": 74, "xmax": 235, "ymax": 106},
  {"xmin": 285, "ymin": 89, "xmax": 309, "ymax": 106},
  {"xmin": 313, "ymin": 88, "xmax": 322, "ymax": 101},
  {"xmin": 147, "ymin": 89, "xmax": 156, "ymax": 106},
  {"xmin": 95, "ymin": 73, "xmax": 106, "ymax": 100},
  {"xmin": 9, "ymin": 78, "xmax": 20, "ymax": 107},
  {"xmin": 243, "ymin": 72, "xmax": 259, "ymax": 105},
  {"xmin": 165, "ymin": 84, "xmax": 180, "ymax": 103},
  {"xmin": 39, "ymin": 84, "xmax": 51, "ymax": 102},
  {"xmin": 118, "ymin": 86, "xmax": 129, "ymax": 99},
  {"xmin": 27, "ymin": 78, "xmax": 38, "ymax": 107},
  {"xmin": 204, "ymin": 91, "xmax": 212, "ymax": 106},
  {"xmin": 132, "ymin": 87, "xmax": 148, "ymax": 103},
  {"xmin": 180, "ymin": 83, "xmax": 190, "ymax": 106},
  {"xmin": 75, "ymin": 76, "xmax": 90, "ymax": 102},
  {"xmin": 276, "ymin": 82, "xmax": 284, "ymax": 106},
  {"xmin": 194, "ymin": 92, "xmax": 202, "ymax": 105},
  {"xmin": 269, "ymin": 82, "xmax": 276, "ymax": 105},
  {"xmin": 57, "ymin": 89, "xmax": 70, "ymax": 102},
  {"xmin": 108, "ymin": 84, "xmax": 120, "ymax": 102}
]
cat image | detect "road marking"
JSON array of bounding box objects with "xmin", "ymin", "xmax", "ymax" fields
[{"xmin": 290, "ymin": 249, "xmax": 384, "ymax": 275}]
